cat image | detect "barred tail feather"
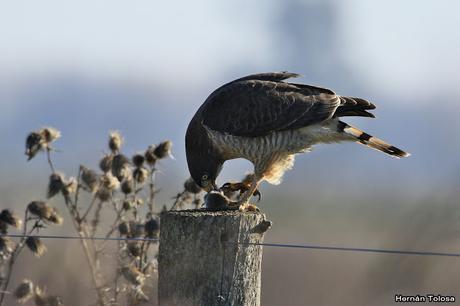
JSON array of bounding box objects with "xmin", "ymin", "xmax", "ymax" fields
[{"xmin": 338, "ymin": 121, "xmax": 410, "ymax": 158}]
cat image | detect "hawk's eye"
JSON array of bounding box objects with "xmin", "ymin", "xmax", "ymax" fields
[{"xmin": 201, "ymin": 174, "xmax": 208, "ymax": 182}]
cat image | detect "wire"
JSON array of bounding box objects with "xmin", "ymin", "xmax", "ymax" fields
[
  {"xmin": 1, "ymin": 233, "xmax": 158, "ymax": 242},
  {"xmin": 2, "ymin": 233, "xmax": 460, "ymax": 258},
  {"xmin": 230, "ymin": 241, "xmax": 460, "ymax": 258}
]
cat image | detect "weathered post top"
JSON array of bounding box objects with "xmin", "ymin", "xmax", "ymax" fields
[{"xmin": 158, "ymin": 210, "xmax": 271, "ymax": 306}]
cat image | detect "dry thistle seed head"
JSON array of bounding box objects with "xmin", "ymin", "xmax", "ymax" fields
[
  {"xmin": 34, "ymin": 292, "xmax": 63, "ymax": 306},
  {"xmin": 96, "ymin": 187, "xmax": 112, "ymax": 202},
  {"xmin": 33, "ymin": 287, "xmax": 64, "ymax": 306},
  {"xmin": 101, "ymin": 173, "xmax": 119, "ymax": 191},
  {"xmin": 0, "ymin": 236, "xmax": 15, "ymax": 255},
  {"xmin": 118, "ymin": 221, "xmax": 130, "ymax": 236},
  {"xmin": 132, "ymin": 222, "xmax": 145, "ymax": 237},
  {"xmin": 122, "ymin": 200, "xmax": 133, "ymax": 211},
  {"xmin": 34, "ymin": 286, "xmax": 46, "ymax": 306},
  {"xmin": 0, "ymin": 220, "xmax": 8, "ymax": 234},
  {"xmin": 108, "ymin": 131, "xmax": 123, "ymax": 153},
  {"xmin": 27, "ymin": 201, "xmax": 63, "ymax": 225},
  {"xmin": 154, "ymin": 140, "xmax": 172, "ymax": 159},
  {"xmin": 132, "ymin": 154, "xmax": 145, "ymax": 168},
  {"xmin": 47, "ymin": 173, "xmax": 65, "ymax": 198},
  {"xmin": 184, "ymin": 177, "xmax": 202, "ymax": 194},
  {"xmin": 144, "ymin": 145, "xmax": 157, "ymax": 166},
  {"xmin": 99, "ymin": 154, "xmax": 113, "ymax": 173},
  {"xmin": 80, "ymin": 166, "xmax": 99, "ymax": 192},
  {"xmin": 127, "ymin": 241, "xmax": 142, "ymax": 257},
  {"xmin": 121, "ymin": 265, "xmax": 145, "ymax": 286},
  {"xmin": 25, "ymin": 236, "xmax": 47, "ymax": 257},
  {"xmin": 111, "ymin": 154, "xmax": 131, "ymax": 181},
  {"xmin": 145, "ymin": 218, "xmax": 159, "ymax": 238},
  {"xmin": 127, "ymin": 221, "xmax": 145, "ymax": 238},
  {"xmin": 121, "ymin": 178, "xmax": 134, "ymax": 194},
  {"xmin": 62, "ymin": 177, "xmax": 77, "ymax": 196},
  {"xmin": 27, "ymin": 201, "xmax": 50, "ymax": 218},
  {"xmin": 133, "ymin": 167, "xmax": 148, "ymax": 184},
  {"xmin": 0, "ymin": 209, "xmax": 22, "ymax": 229},
  {"xmin": 39, "ymin": 127, "xmax": 61, "ymax": 144},
  {"xmin": 47, "ymin": 210, "xmax": 63, "ymax": 225},
  {"xmin": 25, "ymin": 131, "xmax": 45, "ymax": 161},
  {"xmin": 135, "ymin": 198, "xmax": 144, "ymax": 206},
  {"xmin": 14, "ymin": 279, "xmax": 34, "ymax": 303}
]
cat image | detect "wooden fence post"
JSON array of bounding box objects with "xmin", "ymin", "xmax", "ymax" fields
[{"xmin": 158, "ymin": 210, "xmax": 271, "ymax": 306}]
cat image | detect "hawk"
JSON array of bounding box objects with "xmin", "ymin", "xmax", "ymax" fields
[{"xmin": 185, "ymin": 72, "xmax": 409, "ymax": 210}]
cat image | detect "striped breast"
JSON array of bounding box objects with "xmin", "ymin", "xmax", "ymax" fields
[
  {"xmin": 204, "ymin": 119, "xmax": 347, "ymax": 162},
  {"xmin": 204, "ymin": 125, "xmax": 305, "ymax": 162}
]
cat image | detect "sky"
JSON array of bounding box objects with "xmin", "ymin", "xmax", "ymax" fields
[{"xmin": 0, "ymin": 0, "xmax": 459, "ymax": 97}]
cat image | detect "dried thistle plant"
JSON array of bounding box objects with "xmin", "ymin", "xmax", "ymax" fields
[
  {"xmin": 14, "ymin": 279, "xmax": 34, "ymax": 304},
  {"xmin": 153, "ymin": 141, "xmax": 172, "ymax": 159},
  {"xmin": 1, "ymin": 126, "xmax": 203, "ymax": 306},
  {"xmin": 25, "ymin": 127, "xmax": 60, "ymax": 162},
  {"xmin": 27, "ymin": 201, "xmax": 63, "ymax": 225},
  {"xmin": 144, "ymin": 217, "xmax": 159, "ymax": 239},
  {"xmin": 0, "ymin": 210, "xmax": 22, "ymax": 229},
  {"xmin": 144, "ymin": 146, "xmax": 157, "ymax": 167},
  {"xmin": 34, "ymin": 286, "xmax": 64, "ymax": 306},
  {"xmin": 25, "ymin": 132, "xmax": 45, "ymax": 161},
  {"xmin": 121, "ymin": 265, "xmax": 145, "ymax": 287},
  {"xmin": 99, "ymin": 154, "xmax": 113, "ymax": 173},
  {"xmin": 109, "ymin": 131, "xmax": 124, "ymax": 153},
  {"xmin": 171, "ymin": 177, "xmax": 204, "ymax": 210},
  {"xmin": 40, "ymin": 127, "xmax": 61, "ymax": 144},
  {"xmin": 80, "ymin": 166, "xmax": 99, "ymax": 192},
  {"xmin": 25, "ymin": 237, "xmax": 47, "ymax": 257},
  {"xmin": 0, "ymin": 198, "xmax": 61, "ymax": 304},
  {"xmin": 0, "ymin": 236, "xmax": 15, "ymax": 256}
]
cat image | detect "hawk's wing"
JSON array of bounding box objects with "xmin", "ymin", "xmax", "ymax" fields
[{"xmin": 202, "ymin": 72, "xmax": 342, "ymax": 137}]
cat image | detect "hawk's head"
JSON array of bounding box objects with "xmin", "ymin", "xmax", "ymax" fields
[{"xmin": 185, "ymin": 119, "xmax": 223, "ymax": 192}]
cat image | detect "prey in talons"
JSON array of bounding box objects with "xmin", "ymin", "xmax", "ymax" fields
[
  {"xmin": 204, "ymin": 191, "xmax": 260, "ymax": 212},
  {"xmin": 220, "ymin": 181, "xmax": 261, "ymax": 202},
  {"xmin": 219, "ymin": 173, "xmax": 262, "ymax": 212}
]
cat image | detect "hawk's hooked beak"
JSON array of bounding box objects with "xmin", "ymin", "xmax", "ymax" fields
[{"xmin": 203, "ymin": 181, "xmax": 218, "ymax": 193}]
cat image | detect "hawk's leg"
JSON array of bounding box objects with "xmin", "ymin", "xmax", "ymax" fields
[{"xmin": 237, "ymin": 176, "xmax": 262, "ymax": 212}]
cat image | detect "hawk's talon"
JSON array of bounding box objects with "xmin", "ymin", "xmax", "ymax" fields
[{"xmin": 253, "ymin": 190, "xmax": 261, "ymax": 202}]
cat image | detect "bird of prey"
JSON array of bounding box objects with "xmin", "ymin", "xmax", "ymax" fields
[{"xmin": 185, "ymin": 72, "xmax": 409, "ymax": 210}]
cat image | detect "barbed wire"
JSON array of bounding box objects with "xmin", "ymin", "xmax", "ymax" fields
[{"xmin": 2, "ymin": 233, "xmax": 460, "ymax": 258}]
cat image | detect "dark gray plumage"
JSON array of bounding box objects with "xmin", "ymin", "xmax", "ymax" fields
[{"xmin": 186, "ymin": 72, "xmax": 409, "ymax": 209}]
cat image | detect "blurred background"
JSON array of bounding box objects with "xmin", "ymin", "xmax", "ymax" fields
[{"xmin": 1, "ymin": 0, "xmax": 460, "ymax": 305}]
